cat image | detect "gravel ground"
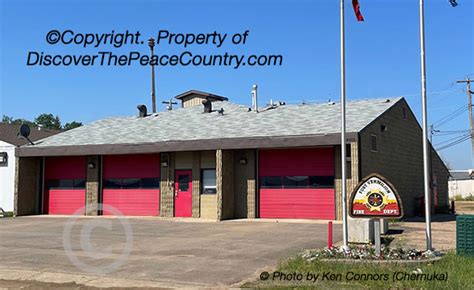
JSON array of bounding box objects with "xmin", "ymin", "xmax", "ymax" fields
[
  {"xmin": 389, "ymin": 201, "xmax": 474, "ymax": 251},
  {"xmin": 390, "ymin": 215, "xmax": 456, "ymax": 251},
  {"xmin": 0, "ymin": 280, "xmax": 99, "ymax": 289}
]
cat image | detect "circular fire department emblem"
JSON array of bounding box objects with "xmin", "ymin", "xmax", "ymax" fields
[{"xmin": 349, "ymin": 174, "xmax": 403, "ymax": 218}]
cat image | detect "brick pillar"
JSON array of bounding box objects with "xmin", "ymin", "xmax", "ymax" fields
[
  {"xmin": 160, "ymin": 153, "xmax": 175, "ymax": 217},
  {"xmin": 85, "ymin": 155, "xmax": 100, "ymax": 215},
  {"xmin": 335, "ymin": 142, "xmax": 359, "ymax": 220},
  {"xmin": 15, "ymin": 157, "xmax": 41, "ymax": 216},
  {"xmin": 246, "ymin": 150, "xmax": 256, "ymax": 218},
  {"xmin": 217, "ymin": 149, "xmax": 234, "ymax": 221},
  {"xmin": 192, "ymin": 151, "xmax": 201, "ymax": 218}
]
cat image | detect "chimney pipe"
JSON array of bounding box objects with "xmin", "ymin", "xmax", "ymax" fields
[
  {"xmin": 202, "ymin": 99, "xmax": 212, "ymax": 113},
  {"xmin": 252, "ymin": 84, "xmax": 258, "ymax": 112},
  {"xmin": 137, "ymin": 104, "xmax": 148, "ymax": 117}
]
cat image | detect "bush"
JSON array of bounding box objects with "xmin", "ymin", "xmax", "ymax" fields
[{"xmin": 451, "ymin": 194, "xmax": 474, "ymax": 201}]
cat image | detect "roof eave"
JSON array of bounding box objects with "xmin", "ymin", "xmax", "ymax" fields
[{"xmin": 16, "ymin": 132, "xmax": 358, "ymax": 157}]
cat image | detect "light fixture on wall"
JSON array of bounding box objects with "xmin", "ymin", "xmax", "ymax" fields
[
  {"xmin": 161, "ymin": 154, "xmax": 169, "ymax": 167},
  {"xmin": 239, "ymin": 158, "xmax": 247, "ymax": 165},
  {"xmin": 88, "ymin": 162, "xmax": 96, "ymax": 169}
]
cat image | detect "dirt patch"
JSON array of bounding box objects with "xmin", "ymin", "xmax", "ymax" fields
[
  {"xmin": 455, "ymin": 201, "xmax": 474, "ymax": 214},
  {"xmin": 0, "ymin": 279, "xmax": 99, "ymax": 289}
]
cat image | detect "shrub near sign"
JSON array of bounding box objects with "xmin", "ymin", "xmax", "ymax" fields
[{"xmin": 349, "ymin": 174, "xmax": 403, "ymax": 218}]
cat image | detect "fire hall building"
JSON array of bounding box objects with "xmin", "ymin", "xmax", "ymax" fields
[{"xmin": 14, "ymin": 90, "xmax": 449, "ymax": 220}]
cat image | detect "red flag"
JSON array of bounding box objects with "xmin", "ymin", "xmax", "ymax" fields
[{"xmin": 352, "ymin": 0, "xmax": 364, "ymax": 21}]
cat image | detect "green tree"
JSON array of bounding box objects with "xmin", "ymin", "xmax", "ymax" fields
[
  {"xmin": 34, "ymin": 113, "xmax": 61, "ymax": 130},
  {"xmin": 2, "ymin": 115, "xmax": 35, "ymax": 126},
  {"xmin": 3, "ymin": 113, "xmax": 82, "ymax": 130},
  {"xmin": 1, "ymin": 115, "xmax": 14, "ymax": 124},
  {"xmin": 63, "ymin": 121, "xmax": 83, "ymax": 130}
]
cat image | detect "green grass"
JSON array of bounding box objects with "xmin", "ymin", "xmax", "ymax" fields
[
  {"xmin": 0, "ymin": 211, "xmax": 13, "ymax": 217},
  {"xmin": 452, "ymin": 195, "xmax": 474, "ymax": 201},
  {"xmin": 243, "ymin": 252, "xmax": 474, "ymax": 289}
]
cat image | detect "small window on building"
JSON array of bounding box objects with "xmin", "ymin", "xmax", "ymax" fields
[
  {"xmin": 121, "ymin": 178, "xmax": 141, "ymax": 189},
  {"xmin": 260, "ymin": 176, "xmax": 283, "ymax": 189},
  {"xmin": 57, "ymin": 179, "xmax": 74, "ymax": 189},
  {"xmin": 104, "ymin": 179, "xmax": 121, "ymax": 189},
  {"xmin": 309, "ymin": 176, "xmax": 335, "ymax": 188},
  {"xmin": 73, "ymin": 179, "xmax": 86, "ymax": 189},
  {"xmin": 403, "ymin": 107, "xmax": 408, "ymax": 119},
  {"xmin": 202, "ymin": 169, "xmax": 216, "ymax": 194},
  {"xmin": 46, "ymin": 179, "xmax": 85, "ymax": 190},
  {"xmin": 103, "ymin": 178, "xmax": 160, "ymax": 189},
  {"xmin": 177, "ymin": 174, "xmax": 190, "ymax": 191},
  {"xmin": 283, "ymin": 176, "xmax": 309, "ymax": 188},
  {"xmin": 141, "ymin": 178, "xmax": 160, "ymax": 189},
  {"xmin": 370, "ymin": 134, "xmax": 378, "ymax": 152},
  {"xmin": 0, "ymin": 152, "xmax": 7, "ymax": 166}
]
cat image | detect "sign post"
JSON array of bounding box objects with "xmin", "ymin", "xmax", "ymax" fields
[
  {"xmin": 373, "ymin": 219, "xmax": 381, "ymax": 256},
  {"xmin": 349, "ymin": 174, "xmax": 404, "ymax": 254}
]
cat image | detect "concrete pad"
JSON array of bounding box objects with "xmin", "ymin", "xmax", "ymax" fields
[
  {"xmin": 0, "ymin": 268, "xmax": 39, "ymax": 280},
  {"xmin": 0, "ymin": 216, "xmax": 342, "ymax": 287},
  {"xmin": 33, "ymin": 272, "xmax": 94, "ymax": 284}
]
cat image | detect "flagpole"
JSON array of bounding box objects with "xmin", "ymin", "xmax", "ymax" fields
[
  {"xmin": 340, "ymin": 0, "xmax": 349, "ymax": 250},
  {"xmin": 419, "ymin": 0, "xmax": 432, "ymax": 251}
]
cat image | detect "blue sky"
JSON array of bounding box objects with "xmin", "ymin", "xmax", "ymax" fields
[{"xmin": 0, "ymin": 0, "xmax": 473, "ymax": 169}]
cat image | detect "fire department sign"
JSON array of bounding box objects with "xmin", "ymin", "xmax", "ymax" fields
[{"xmin": 349, "ymin": 174, "xmax": 403, "ymax": 218}]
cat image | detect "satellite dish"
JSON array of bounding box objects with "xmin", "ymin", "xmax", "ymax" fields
[
  {"xmin": 18, "ymin": 124, "xmax": 34, "ymax": 145},
  {"xmin": 19, "ymin": 124, "xmax": 31, "ymax": 138}
]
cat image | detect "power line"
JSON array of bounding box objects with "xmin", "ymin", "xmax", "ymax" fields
[
  {"xmin": 435, "ymin": 132, "xmax": 470, "ymax": 147},
  {"xmin": 432, "ymin": 104, "xmax": 468, "ymax": 127},
  {"xmin": 434, "ymin": 129, "xmax": 470, "ymax": 136},
  {"xmin": 437, "ymin": 134, "xmax": 472, "ymax": 151}
]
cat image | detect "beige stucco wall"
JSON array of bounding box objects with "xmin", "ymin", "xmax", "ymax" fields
[
  {"xmin": 199, "ymin": 150, "xmax": 217, "ymax": 219},
  {"xmin": 449, "ymin": 179, "xmax": 474, "ymax": 198}
]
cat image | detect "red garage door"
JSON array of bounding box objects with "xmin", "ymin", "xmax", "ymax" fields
[
  {"xmin": 259, "ymin": 148, "xmax": 335, "ymax": 219},
  {"xmin": 44, "ymin": 156, "xmax": 86, "ymax": 215},
  {"xmin": 102, "ymin": 154, "xmax": 160, "ymax": 216}
]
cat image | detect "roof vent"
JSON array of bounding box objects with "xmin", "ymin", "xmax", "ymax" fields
[
  {"xmin": 251, "ymin": 85, "xmax": 258, "ymax": 112},
  {"xmin": 202, "ymin": 98, "xmax": 212, "ymax": 113},
  {"xmin": 385, "ymin": 99, "xmax": 391, "ymax": 103},
  {"xmin": 137, "ymin": 104, "xmax": 147, "ymax": 117}
]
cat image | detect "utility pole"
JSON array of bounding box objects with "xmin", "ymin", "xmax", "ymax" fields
[
  {"xmin": 148, "ymin": 37, "xmax": 157, "ymax": 113},
  {"xmin": 457, "ymin": 78, "xmax": 474, "ymax": 167}
]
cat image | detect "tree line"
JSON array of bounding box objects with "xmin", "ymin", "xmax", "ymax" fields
[{"xmin": 1, "ymin": 114, "xmax": 82, "ymax": 131}]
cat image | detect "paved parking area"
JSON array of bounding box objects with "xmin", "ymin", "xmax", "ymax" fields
[{"xmin": 0, "ymin": 216, "xmax": 341, "ymax": 287}]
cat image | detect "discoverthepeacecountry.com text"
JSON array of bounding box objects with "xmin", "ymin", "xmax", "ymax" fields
[{"xmin": 26, "ymin": 30, "xmax": 284, "ymax": 69}]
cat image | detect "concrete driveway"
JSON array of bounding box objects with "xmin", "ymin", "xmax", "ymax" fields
[{"xmin": 0, "ymin": 216, "xmax": 341, "ymax": 288}]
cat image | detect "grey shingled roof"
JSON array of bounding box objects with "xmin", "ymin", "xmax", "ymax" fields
[
  {"xmin": 29, "ymin": 97, "xmax": 403, "ymax": 148},
  {"xmin": 449, "ymin": 170, "xmax": 474, "ymax": 181}
]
